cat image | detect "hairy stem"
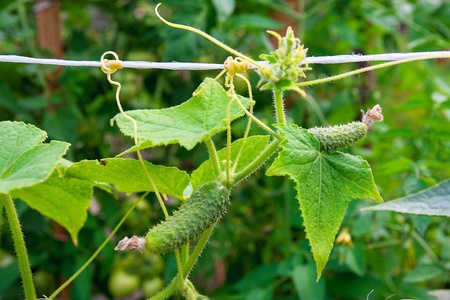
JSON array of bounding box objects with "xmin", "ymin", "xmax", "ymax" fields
[
  {"xmin": 149, "ymin": 225, "xmax": 215, "ymax": 300},
  {"xmin": 183, "ymin": 224, "xmax": 215, "ymax": 279},
  {"xmin": 205, "ymin": 138, "xmax": 221, "ymax": 176},
  {"xmin": 274, "ymin": 88, "xmax": 286, "ymax": 124},
  {"xmin": 226, "ymin": 96, "xmax": 237, "ymax": 183},
  {"xmin": 233, "ymin": 139, "xmax": 281, "ymax": 185},
  {"xmin": 1, "ymin": 194, "xmax": 37, "ymax": 300},
  {"xmin": 232, "ymin": 74, "xmax": 254, "ymax": 172},
  {"xmin": 182, "ymin": 243, "xmax": 190, "ymax": 264},
  {"xmin": 233, "ymin": 91, "xmax": 283, "ymax": 140}
]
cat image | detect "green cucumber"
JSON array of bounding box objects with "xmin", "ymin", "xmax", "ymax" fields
[
  {"xmin": 308, "ymin": 122, "xmax": 368, "ymax": 152},
  {"xmin": 145, "ymin": 181, "xmax": 229, "ymax": 254},
  {"xmin": 307, "ymin": 104, "xmax": 384, "ymax": 152}
]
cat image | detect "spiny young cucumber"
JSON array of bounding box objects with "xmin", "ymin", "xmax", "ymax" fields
[
  {"xmin": 307, "ymin": 104, "xmax": 383, "ymax": 152},
  {"xmin": 308, "ymin": 122, "xmax": 368, "ymax": 151},
  {"xmin": 145, "ymin": 181, "xmax": 229, "ymax": 254}
]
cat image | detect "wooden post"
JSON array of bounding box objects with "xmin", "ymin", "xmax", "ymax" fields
[{"xmin": 35, "ymin": 0, "xmax": 64, "ymax": 94}]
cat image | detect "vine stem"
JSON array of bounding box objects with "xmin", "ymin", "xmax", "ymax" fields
[
  {"xmin": 49, "ymin": 192, "xmax": 150, "ymax": 299},
  {"xmin": 102, "ymin": 51, "xmax": 186, "ymax": 288},
  {"xmin": 205, "ymin": 138, "xmax": 221, "ymax": 176},
  {"xmin": 226, "ymin": 94, "xmax": 236, "ymax": 184},
  {"xmin": 233, "ymin": 95, "xmax": 282, "ymax": 140},
  {"xmin": 273, "ymin": 88, "xmax": 286, "ymax": 124},
  {"xmin": 1, "ymin": 193, "xmax": 37, "ymax": 300},
  {"xmin": 233, "ymin": 138, "xmax": 282, "ymax": 185},
  {"xmin": 232, "ymin": 74, "xmax": 254, "ymax": 173},
  {"xmin": 149, "ymin": 224, "xmax": 215, "ymax": 300},
  {"xmin": 297, "ymin": 54, "xmax": 450, "ymax": 87},
  {"xmin": 154, "ymin": 3, "xmax": 261, "ymax": 68}
]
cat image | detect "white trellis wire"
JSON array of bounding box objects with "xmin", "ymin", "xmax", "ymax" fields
[{"xmin": 0, "ymin": 51, "xmax": 449, "ymax": 70}]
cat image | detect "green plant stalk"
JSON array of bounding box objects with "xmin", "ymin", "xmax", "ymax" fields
[
  {"xmin": 274, "ymin": 88, "xmax": 286, "ymax": 124},
  {"xmin": 233, "ymin": 139, "xmax": 281, "ymax": 185},
  {"xmin": 232, "ymin": 73, "xmax": 254, "ymax": 173},
  {"xmin": 49, "ymin": 192, "xmax": 149, "ymax": 299},
  {"xmin": 297, "ymin": 54, "xmax": 450, "ymax": 87},
  {"xmin": 182, "ymin": 243, "xmax": 190, "ymax": 264},
  {"xmin": 138, "ymin": 145, "xmax": 185, "ymax": 288},
  {"xmin": 226, "ymin": 96, "xmax": 237, "ymax": 184},
  {"xmin": 232, "ymin": 104, "xmax": 254, "ymax": 173},
  {"xmin": 149, "ymin": 224, "xmax": 215, "ymax": 300},
  {"xmin": 205, "ymin": 138, "xmax": 220, "ymax": 176},
  {"xmin": 175, "ymin": 251, "xmax": 185, "ymax": 288},
  {"xmin": 1, "ymin": 193, "xmax": 37, "ymax": 300},
  {"xmin": 183, "ymin": 223, "xmax": 215, "ymax": 279},
  {"xmin": 233, "ymin": 90, "xmax": 283, "ymax": 140}
]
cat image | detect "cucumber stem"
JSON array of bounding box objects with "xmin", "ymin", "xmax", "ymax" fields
[
  {"xmin": 233, "ymin": 139, "xmax": 281, "ymax": 185},
  {"xmin": 2, "ymin": 194, "xmax": 37, "ymax": 300},
  {"xmin": 274, "ymin": 88, "xmax": 286, "ymax": 124},
  {"xmin": 205, "ymin": 138, "xmax": 221, "ymax": 176},
  {"xmin": 149, "ymin": 225, "xmax": 216, "ymax": 300}
]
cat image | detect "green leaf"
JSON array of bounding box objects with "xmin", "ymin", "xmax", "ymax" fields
[
  {"xmin": 292, "ymin": 262, "xmax": 325, "ymax": 300},
  {"xmin": 11, "ymin": 172, "xmax": 93, "ymax": 245},
  {"xmin": 113, "ymin": 78, "xmax": 254, "ymax": 154},
  {"xmin": 191, "ymin": 135, "xmax": 270, "ymax": 190},
  {"xmin": 363, "ymin": 179, "xmax": 450, "ymax": 216},
  {"xmin": 65, "ymin": 158, "xmax": 190, "ymax": 200},
  {"xmin": 0, "ymin": 140, "xmax": 70, "ymax": 194},
  {"xmin": 266, "ymin": 124, "xmax": 382, "ymax": 279},
  {"xmin": 403, "ymin": 262, "xmax": 445, "ymax": 283},
  {"xmin": 0, "ymin": 121, "xmax": 47, "ymax": 176},
  {"xmin": 211, "ymin": 0, "xmax": 235, "ymax": 22},
  {"xmin": 344, "ymin": 243, "xmax": 366, "ymax": 276}
]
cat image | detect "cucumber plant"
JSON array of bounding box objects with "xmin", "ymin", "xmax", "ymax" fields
[{"xmin": 1, "ymin": 3, "xmax": 449, "ymax": 300}]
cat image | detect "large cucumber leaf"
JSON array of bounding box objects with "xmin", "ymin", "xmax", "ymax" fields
[
  {"xmin": 0, "ymin": 121, "xmax": 70, "ymax": 194},
  {"xmin": 191, "ymin": 135, "xmax": 271, "ymax": 190},
  {"xmin": 363, "ymin": 179, "xmax": 450, "ymax": 216},
  {"xmin": 113, "ymin": 78, "xmax": 254, "ymax": 154},
  {"xmin": 11, "ymin": 172, "xmax": 93, "ymax": 245},
  {"xmin": 65, "ymin": 158, "xmax": 191, "ymax": 200},
  {"xmin": 266, "ymin": 124, "xmax": 382, "ymax": 279},
  {"xmin": 0, "ymin": 121, "xmax": 47, "ymax": 175}
]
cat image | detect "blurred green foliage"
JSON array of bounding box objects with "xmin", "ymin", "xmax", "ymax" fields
[{"xmin": 0, "ymin": 0, "xmax": 449, "ymax": 299}]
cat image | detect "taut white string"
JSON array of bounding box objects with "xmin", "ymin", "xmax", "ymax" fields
[{"xmin": 0, "ymin": 51, "xmax": 448, "ymax": 70}]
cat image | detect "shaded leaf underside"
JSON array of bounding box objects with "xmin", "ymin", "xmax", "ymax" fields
[{"xmin": 364, "ymin": 179, "xmax": 450, "ymax": 217}]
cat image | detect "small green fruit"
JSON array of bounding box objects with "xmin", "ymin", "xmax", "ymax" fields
[
  {"xmin": 308, "ymin": 122, "xmax": 368, "ymax": 152},
  {"xmin": 145, "ymin": 181, "xmax": 229, "ymax": 254}
]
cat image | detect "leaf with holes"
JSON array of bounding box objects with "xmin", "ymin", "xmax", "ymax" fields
[
  {"xmin": 266, "ymin": 124, "xmax": 382, "ymax": 279},
  {"xmin": 113, "ymin": 78, "xmax": 254, "ymax": 154}
]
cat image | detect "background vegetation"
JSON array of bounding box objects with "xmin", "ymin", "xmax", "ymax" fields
[{"xmin": 0, "ymin": 0, "xmax": 449, "ymax": 299}]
